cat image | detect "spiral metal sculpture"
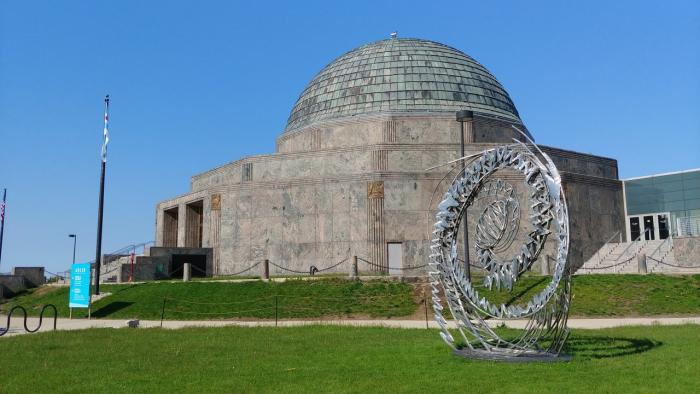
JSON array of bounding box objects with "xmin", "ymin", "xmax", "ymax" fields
[{"xmin": 429, "ymin": 140, "xmax": 572, "ymax": 361}]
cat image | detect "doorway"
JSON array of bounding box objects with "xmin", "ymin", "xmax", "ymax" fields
[
  {"xmin": 387, "ymin": 242, "xmax": 402, "ymax": 275},
  {"xmin": 627, "ymin": 212, "xmax": 670, "ymax": 241},
  {"xmin": 171, "ymin": 254, "xmax": 207, "ymax": 278}
]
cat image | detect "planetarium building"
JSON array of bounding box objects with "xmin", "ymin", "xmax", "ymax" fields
[{"xmin": 153, "ymin": 38, "xmax": 625, "ymax": 277}]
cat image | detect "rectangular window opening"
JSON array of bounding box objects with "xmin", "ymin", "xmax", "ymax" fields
[
  {"xmin": 163, "ymin": 207, "xmax": 178, "ymax": 247},
  {"xmin": 185, "ymin": 200, "xmax": 204, "ymax": 248}
]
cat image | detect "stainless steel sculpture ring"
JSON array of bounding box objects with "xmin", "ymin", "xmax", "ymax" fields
[{"xmin": 428, "ymin": 141, "xmax": 572, "ymax": 361}]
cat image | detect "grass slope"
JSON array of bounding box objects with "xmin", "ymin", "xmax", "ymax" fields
[
  {"xmin": 2, "ymin": 274, "xmax": 700, "ymax": 320},
  {"xmin": 1, "ymin": 279, "xmax": 416, "ymax": 320},
  {"xmin": 0, "ymin": 325, "xmax": 698, "ymax": 393}
]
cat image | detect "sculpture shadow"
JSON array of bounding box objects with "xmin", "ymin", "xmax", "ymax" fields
[
  {"xmin": 91, "ymin": 301, "xmax": 134, "ymax": 318},
  {"xmin": 563, "ymin": 336, "xmax": 661, "ymax": 359},
  {"xmin": 503, "ymin": 276, "xmax": 549, "ymax": 308}
]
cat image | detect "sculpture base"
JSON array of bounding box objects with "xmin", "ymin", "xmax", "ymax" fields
[{"xmin": 453, "ymin": 348, "xmax": 571, "ymax": 363}]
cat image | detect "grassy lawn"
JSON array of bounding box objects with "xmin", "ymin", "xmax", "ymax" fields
[
  {"xmin": 0, "ymin": 325, "xmax": 698, "ymax": 393},
  {"xmin": 485, "ymin": 273, "xmax": 700, "ymax": 317},
  {"xmin": 0, "ymin": 279, "xmax": 416, "ymax": 320},
  {"xmin": 2, "ymin": 274, "xmax": 700, "ymax": 320}
]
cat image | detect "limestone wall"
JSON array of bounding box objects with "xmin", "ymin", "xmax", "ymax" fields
[
  {"xmin": 672, "ymin": 237, "xmax": 700, "ymax": 265},
  {"xmin": 156, "ymin": 114, "xmax": 625, "ymax": 275},
  {"xmin": 0, "ymin": 275, "xmax": 26, "ymax": 299},
  {"xmin": 11, "ymin": 267, "xmax": 45, "ymax": 287}
]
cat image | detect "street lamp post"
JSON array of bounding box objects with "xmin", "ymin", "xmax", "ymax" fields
[
  {"xmin": 456, "ymin": 110, "xmax": 474, "ymax": 281},
  {"xmin": 69, "ymin": 234, "xmax": 77, "ymax": 264}
]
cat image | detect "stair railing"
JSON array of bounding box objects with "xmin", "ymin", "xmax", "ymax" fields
[
  {"xmin": 612, "ymin": 228, "xmax": 652, "ymax": 273},
  {"xmin": 591, "ymin": 230, "xmax": 622, "ymax": 268}
]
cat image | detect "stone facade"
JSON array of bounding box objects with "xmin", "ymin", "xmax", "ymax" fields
[
  {"xmin": 154, "ymin": 38, "xmax": 625, "ymax": 276},
  {"xmin": 11, "ymin": 267, "xmax": 45, "ymax": 287},
  {"xmin": 156, "ymin": 113, "xmax": 623, "ymax": 274},
  {"xmin": 672, "ymin": 237, "xmax": 700, "ymax": 266}
]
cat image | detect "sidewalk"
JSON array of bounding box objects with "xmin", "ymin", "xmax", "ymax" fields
[{"xmin": 2, "ymin": 315, "xmax": 699, "ymax": 337}]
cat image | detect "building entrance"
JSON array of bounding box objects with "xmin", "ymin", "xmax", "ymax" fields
[
  {"xmin": 627, "ymin": 212, "xmax": 670, "ymax": 241},
  {"xmin": 171, "ymin": 254, "xmax": 207, "ymax": 278}
]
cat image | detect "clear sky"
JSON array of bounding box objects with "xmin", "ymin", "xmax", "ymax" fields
[{"xmin": 1, "ymin": 0, "xmax": 699, "ymax": 274}]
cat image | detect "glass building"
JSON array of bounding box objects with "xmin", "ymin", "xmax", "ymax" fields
[{"xmin": 623, "ymin": 168, "xmax": 700, "ymax": 240}]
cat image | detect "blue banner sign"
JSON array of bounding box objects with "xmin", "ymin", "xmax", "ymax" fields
[{"xmin": 69, "ymin": 263, "xmax": 91, "ymax": 308}]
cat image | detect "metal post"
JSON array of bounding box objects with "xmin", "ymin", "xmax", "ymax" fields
[
  {"xmin": 94, "ymin": 95, "xmax": 109, "ymax": 295},
  {"xmin": 69, "ymin": 234, "xmax": 77, "ymax": 265},
  {"xmin": 351, "ymin": 256, "xmax": 358, "ymax": 278},
  {"xmin": 160, "ymin": 298, "xmax": 167, "ymax": 327},
  {"xmin": 262, "ymin": 259, "xmax": 270, "ymax": 280},
  {"xmin": 275, "ymin": 294, "xmax": 278, "ymax": 327},
  {"xmin": 0, "ymin": 188, "xmax": 6, "ymax": 270},
  {"xmin": 94, "ymin": 159, "xmax": 106, "ymax": 295},
  {"xmin": 456, "ymin": 110, "xmax": 473, "ymax": 281},
  {"xmin": 129, "ymin": 249, "xmax": 135, "ymax": 283},
  {"xmin": 424, "ymin": 295, "xmax": 429, "ymax": 329}
]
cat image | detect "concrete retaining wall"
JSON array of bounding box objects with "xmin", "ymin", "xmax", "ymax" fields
[{"xmin": 673, "ymin": 237, "xmax": 700, "ymax": 266}]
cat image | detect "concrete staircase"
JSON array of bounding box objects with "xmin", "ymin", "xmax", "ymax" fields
[{"xmin": 578, "ymin": 238, "xmax": 672, "ymax": 274}]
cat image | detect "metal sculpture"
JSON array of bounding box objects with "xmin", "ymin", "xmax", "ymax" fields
[{"xmin": 428, "ymin": 138, "xmax": 572, "ymax": 361}]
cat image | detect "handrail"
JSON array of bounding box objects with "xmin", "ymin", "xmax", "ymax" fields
[
  {"xmin": 0, "ymin": 304, "xmax": 58, "ymax": 336},
  {"xmin": 590, "ymin": 231, "xmax": 622, "ymax": 268},
  {"xmin": 659, "ymin": 236, "xmax": 675, "ymax": 261},
  {"xmin": 649, "ymin": 237, "xmax": 671, "ymax": 259},
  {"xmin": 616, "ymin": 228, "xmax": 651, "ymax": 262},
  {"xmin": 603, "ymin": 230, "xmax": 622, "ymax": 245}
]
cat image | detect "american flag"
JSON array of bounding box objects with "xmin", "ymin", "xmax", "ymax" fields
[
  {"xmin": 0, "ymin": 189, "xmax": 5, "ymax": 223},
  {"xmin": 101, "ymin": 95, "xmax": 110, "ymax": 163}
]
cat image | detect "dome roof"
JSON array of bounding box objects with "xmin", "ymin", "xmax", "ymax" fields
[{"xmin": 285, "ymin": 38, "xmax": 522, "ymax": 132}]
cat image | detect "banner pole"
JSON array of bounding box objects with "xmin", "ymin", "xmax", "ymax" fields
[
  {"xmin": 94, "ymin": 95, "xmax": 109, "ymax": 295},
  {"xmin": 0, "ymin": 188, "xmax": 7, "ymax": 270}
]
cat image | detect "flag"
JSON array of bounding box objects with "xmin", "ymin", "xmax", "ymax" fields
[
  {"xmin": 101, "ymin": 95, "xmax": 110, "ymax": 162},
  {"xmin": 0, "ymin": 189, "xmax": 5, "ymax": 222}
]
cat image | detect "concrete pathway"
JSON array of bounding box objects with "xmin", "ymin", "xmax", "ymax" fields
[{"xmin": 1, "ymin": 315, "xmax": 699, "ymax": 337}]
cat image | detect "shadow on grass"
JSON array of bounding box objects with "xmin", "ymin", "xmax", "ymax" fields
[
  {"xmin": 565, "ymin": 336, "xmax": 662, "ymax": 359},
  {"xmin": 92, "ymin": 301, "xmax": 134, "ymax": 317},
  {"xmin": 503, "ymin": 276, "xmax": 549, "ymax": 307}
]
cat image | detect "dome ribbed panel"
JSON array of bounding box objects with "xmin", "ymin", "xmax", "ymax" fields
[{"xmin": 285, "ymin": 38, "xmax": 521, "ymax": 132}]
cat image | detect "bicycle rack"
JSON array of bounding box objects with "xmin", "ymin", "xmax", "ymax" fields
[{"xmin": 0, "ymin": 304, "xmax": 58, "ymax": 336}]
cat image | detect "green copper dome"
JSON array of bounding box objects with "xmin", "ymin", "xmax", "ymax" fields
[{"xmin": 285, "ymin": 38, "xmax": 522, "ymax": 132}]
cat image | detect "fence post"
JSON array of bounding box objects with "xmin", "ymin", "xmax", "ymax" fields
[
  {"xmin": 275, "ymin": 294, "xmax": 278, "ymax": 327},
  {"xmin": 637, "ymin": 253, "xmax": 648, "ymax": 274},
  {"xmin": 160, "ymin": 298, "xmax": 167, "ymax": 328},
  {"xmin": 262, "ymin": 259, "xmax": 270, "ymax": 281},
  {"xmin": 183, "ymin": 263, "xmax": 191, "ymax": 282},
  {"xmin": 351, "ymin": 256, "xmax": 358, "ymax": 278},
  {"xmin": 423, "ymin": 292, "xmax": 429, "ymax": 329}
]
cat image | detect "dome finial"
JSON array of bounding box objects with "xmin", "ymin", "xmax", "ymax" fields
[{"xmin": 390, "ymin": 31, "xmax": 398, "ymax": 39}]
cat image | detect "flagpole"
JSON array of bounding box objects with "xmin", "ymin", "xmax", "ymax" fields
[
  {"xmin": 0, "ymin": 188, "xmax": 6, "ymax": 271},
  {"xmin": 94, "ymin": 95, "xmax": 109, "ymax": 295}
]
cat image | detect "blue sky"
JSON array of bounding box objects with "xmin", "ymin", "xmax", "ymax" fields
[{"xmin": 1, "ymin": 1, "xmax": 698, "ymax": 273}]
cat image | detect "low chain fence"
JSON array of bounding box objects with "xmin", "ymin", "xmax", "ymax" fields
[
  {"xmin": 159, "ymin": 289, "xmax": 429, "ymax": 328},
  {"xmin": 647, "ymin": 256, "xmax": 700, "ymax": 270},
  {"xmin": 578, "ymin": 256, "xmax": 636, "ymax": 273},
  {"xmin": 163, "ymin": 255, "xmax": 433, "ymax": 282}
]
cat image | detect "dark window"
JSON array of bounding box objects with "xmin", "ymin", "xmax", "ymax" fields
[
  {"xmin": 643, "ymin": 215, "xmax": 655, "ymax": 240},
  {"xmin": 630, "ymin": 217, "xmax": 640, "ymax": 240},
  {"xmin": 658, "ymin": 214, "xmax": 669, "ymax": 239}
]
